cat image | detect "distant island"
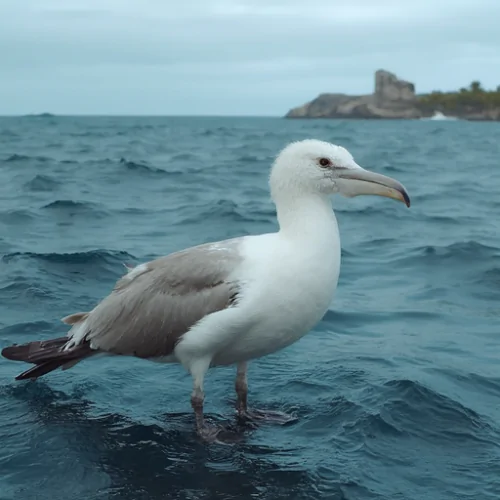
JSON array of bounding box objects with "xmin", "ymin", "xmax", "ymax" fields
[
  {"xmin": 285, "ymin": 70, "xmax": 500, "ymax": 121},
  {"xmin": 22, "ymin": 112, "xmax": 55, "ymax": 118}
]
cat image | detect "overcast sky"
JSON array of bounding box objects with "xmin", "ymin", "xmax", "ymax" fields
[{"xmin": 1, "ymin": 0, "xmax": 499, "ymax": 116}]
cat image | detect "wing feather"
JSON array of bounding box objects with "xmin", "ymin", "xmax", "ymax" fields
[{"xmin": 67, "ymin": 239, "xmax": 244, "ymax": 358}]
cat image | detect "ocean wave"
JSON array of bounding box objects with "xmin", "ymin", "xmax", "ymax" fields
[
  {"xmin": 199, "ymin": 126, "xmax": 236, "ymax": 137},
  {"xmin": 119, "ymin": 158, "xmax": 169, "ymax": 175},
  {"xmin": 45, "ymin": 142, "xmax": 63, "ymax": 149},
  {"xmin": 433, "ymin": 368, "xmax": 500, "ymax": 398},
  {"xmin": 0, "ymin": 320, "xmax": 55, "ymax": 337},
  {"xmin": 42, "ymin": 200, "xmax": 91, "ymax": 209},
  {"xmin": 383, "ymin": 240, "xmax": 500, "ymax": 269},
  {"xmin": 1, "ymin": 249, "xmax": 135, "ymax": 266},
  {"xmin": 0, "ymin": 129, "xmax": 19, "ymax": 137},
  {"xmin": 420, "ymin": 214, "xmax": 469, "ymax": 226},
  {"xmin": 417, "ymin": 241, "xmax": 499, "ymax": 260},
  {"xmin": 170, "ymin": 153, "xmax": 200, "ymax": 162},
  {"xmin": 4, "ymin": 153, "xmax": 52, "ymax": 163},
  {"xmin": 23, "ymin": 174, "xmax": 61, "ymax": 192},
  {"xmin": 381, "ymin": 379, "xmax": 496, "ymax": 442},
  {"xmin": 0, "ymin": 279, "xmax": 57, "ymax": 300},
  {"xmin": 243, "ymin": 132, "xmax": 281, "ymax": 141},
  {"xmin": 323, "ymin": 309, "xmax": 442, "ymax": 332},
  {"xmin": 129, "ymin": 124, "xmax": 155, "ymax": 131},
  {"xmin": 382, "ymin": 164, "xmax": 407, "ymax": 173},
  {"xmin": 0, "ymin": 209, "xmax": 37, "ymax": 224},
  {"xmin": 1, "ymin": 378, "xmax": 92, "ymax": 405},
  {"xmin": 327, "ymin": 394, "xmax": 363, "ymax": 417},
  {"xmin": 236, "ymin": 155, "xmax": 263, "ymax": 163},
  {"xmin": 41, "ymin": 200, "xmax": 109, "ymax": 219},
  {"xmin": 83, "ymin": 158, "xmax": 114, "ymax": 166},
  {"xmin": 359, "ymin": 412, "xmax": 405, "ymax": 437},
  {"xmin": 177, "ymin": 199, "xmax": 260, "ymax": 225},
  {"xmin": 68, "ymin": 131, "xmax": 106, "ymax": 138},
  {"xmin": 306, "ymin": 122, "xmax": 345, "ymax": 130},
  {"xmin": 473, "ymin": 267, "xmax": 500, "ymax": 293},
  {"xmin": 334, "ymin": 204, "xmax": 409, "ymax": 218},
  {"xmin": 117, "ymin": 207, "xmax": 155, "ymax": 216}
]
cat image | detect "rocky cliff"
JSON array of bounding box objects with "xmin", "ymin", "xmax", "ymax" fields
[
  {"xmin": 286, "ymin": 70, "xmax": 421, "ymax": 119},
  {"xmin": 285, "ymin": 70, "xmax": 500, "ymax": 120}
]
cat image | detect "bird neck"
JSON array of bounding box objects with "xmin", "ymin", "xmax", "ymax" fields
[{"xmin": 274, "ymin": 192, "xmax": 339, "ymax": 244}]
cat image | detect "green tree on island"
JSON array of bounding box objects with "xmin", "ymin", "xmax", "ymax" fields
[
  {"xmin": 419, "ymin": 80, "xmax": 500, "ymax": 113},
  {"xmin": 469, "ymin": 81, "xmax": 482, "ymax": 92}
]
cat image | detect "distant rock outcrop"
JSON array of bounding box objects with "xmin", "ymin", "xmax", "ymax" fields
[
  {"xmin": 285, "ymin": 70, "xmax": 422, "ymax": 119},
  {"xmin": 285, "ymin": 70, "xmax": 500, "ymax": 120},
  {"xmin": 23, "ymin": 112, "xmax": 56, "ymax": 118}
]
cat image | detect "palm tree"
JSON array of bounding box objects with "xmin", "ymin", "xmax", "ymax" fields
[{"xmin": 470, "ymin": 81, "xmax": 482, "ymax": 92}]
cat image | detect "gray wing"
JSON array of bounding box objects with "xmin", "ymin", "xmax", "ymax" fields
[{"xmin": 73, "ymin": 238, "xmax": 244, "ymax": 358}]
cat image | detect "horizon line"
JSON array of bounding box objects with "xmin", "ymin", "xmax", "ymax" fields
[{"xmin": 0, "ymin": 113, "xmax": 283, "ymax": 118}]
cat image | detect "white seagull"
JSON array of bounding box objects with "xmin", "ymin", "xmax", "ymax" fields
[{"xmin": 2, "ymin": 139, "xmax": 410, "ymax": 441}]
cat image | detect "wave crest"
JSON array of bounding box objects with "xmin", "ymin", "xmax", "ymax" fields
[
  {"xmin": 2, "ymin": 249, "xmax": 135, "ymax": 266},
  {"xmin": 119, "ymin": 158, "xmax": 167, "ymax": 175},
  {"xmin": 4, "ymin": 154, "xmax": 51, "ymax": 163},
  {"xmin": 24, "ymin": 174, "xmax": 60, "ymax": 192},
  {"xmin": 381, "ymin": 379, "xmax": 495, "ymax": 443}
]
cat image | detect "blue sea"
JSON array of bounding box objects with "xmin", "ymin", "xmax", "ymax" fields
[{"xmin": 0, "ymin": 115, "xmax": 499, "ymax": 500}]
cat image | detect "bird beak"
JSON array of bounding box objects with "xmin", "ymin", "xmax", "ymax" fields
[{"xmin": 337, "ymin": 168, "xmax": 411, "ymax": 207}]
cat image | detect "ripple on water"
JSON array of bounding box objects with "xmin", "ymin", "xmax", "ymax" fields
[
  {"xmin": 0, "ymin": 209, "xmax": 38, "ymax": 225},
  {"xmin": 40, "ymin": 199, "xmax": 110, "ymax": 219},
  {"xmin": 0, "ymin": 116, "xmax": 499, "ymax": 500},
  {"xmin": 119, "ymin": 157, "xmax": 170, "ymax": 175},
  {"xmin": 1, "ymin": 249, "xmax": 134, "ymax": 288},
  {"xmin": 23, "ymin": 174, "xmax": 61, "ymax": 192},
  {"xmin": 3, "ymin": 153, "xmax": 52, "ymax": 163},
  {"xmin": 380, "ymin": 379, "xmax": 496, "ymax": 444},
  {"xmin": 2, "ymin": 249, "xmax": 135, "ymax": 266}
]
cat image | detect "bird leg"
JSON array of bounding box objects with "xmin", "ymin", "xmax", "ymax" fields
[
  {"xmin": 191, "ymin": 375, "xmax": 245, "ymax": 444},
  {"xmin": 188, "ymin": 361, "xmax": 226, "ymax": 443},
  {"xmin": 235, "ymin": 361, "xmax": 249, "ymax": 415},
  {"xmin": 235, "ymin": 362, "xmax": 296, "ymax": 426},
  {"xmin": 191, "ymin": 385, "xmax": 224, "ymax": 442}
]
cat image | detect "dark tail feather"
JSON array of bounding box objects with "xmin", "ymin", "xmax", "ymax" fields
[
  {"xmin": 2, "ymin": 337, "xmax": 68, "ymax": 362},
  {"xmin": 13, "ymin": 359, "xmax": 76, "ymax": 380},
  {"xmin": 1, "ymin": 337, "xmax": 94, "ymax": 381}
]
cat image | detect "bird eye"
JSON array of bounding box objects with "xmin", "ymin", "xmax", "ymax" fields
[{"xmin": 318, "ymin": 158, "xmax": 331, "ymax": 167}]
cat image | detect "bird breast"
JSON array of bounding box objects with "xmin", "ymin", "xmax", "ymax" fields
[{"xmin": 213, "ymin": 232, "xmax": 341, "ymax": 364}]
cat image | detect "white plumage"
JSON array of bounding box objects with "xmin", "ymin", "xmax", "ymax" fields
[{"xmin": 2, "ymin": 139, "xmax": 410, "ymax": 442}]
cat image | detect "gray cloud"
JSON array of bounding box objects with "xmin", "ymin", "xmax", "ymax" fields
[{"xmin": 1, "ymin": 0, "xmax": 499, "ymax": 115}]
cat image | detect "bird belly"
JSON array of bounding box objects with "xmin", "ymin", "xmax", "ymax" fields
[{"xmin": 211, "ymin": 265, "xmax": 338, "ymax": 366}]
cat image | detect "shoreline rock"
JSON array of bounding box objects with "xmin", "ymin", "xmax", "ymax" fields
[{"xmin": 285, "ymin": 70, "xmax": 500, "ymax": 121}]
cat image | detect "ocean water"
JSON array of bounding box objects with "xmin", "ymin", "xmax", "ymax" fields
[{"xmin": 0, "ymin": 115, "xmax": 499, "ymax": 500}]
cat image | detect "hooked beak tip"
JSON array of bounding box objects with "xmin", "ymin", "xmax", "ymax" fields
[
  {"xmin": 338, "ymin": 168, "xmax": 411, "ymax": 208},
  {"xmin": 401, "ymin": 190, "xmax": 411, "ymax": 208}
]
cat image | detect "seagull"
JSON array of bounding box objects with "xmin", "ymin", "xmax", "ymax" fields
[{"xmin": 1, "ymin": 139, "xmax": 410, "ymax": 442}]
